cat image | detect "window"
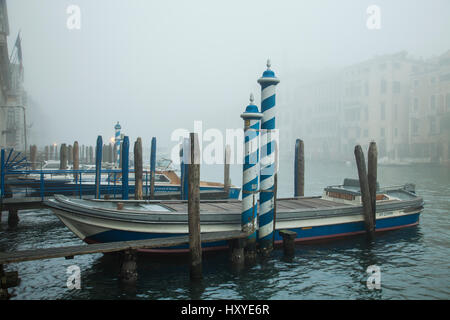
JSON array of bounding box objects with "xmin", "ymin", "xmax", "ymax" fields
[
  {"xmin": 381, "ymin": 79, "xmax": 387, "ymax": 94},
  {"xmin": 380, "ymin": 128, "xmax": 385, "ymax": 137},
  {"xmin": 393, "ymin": 81, "xmax": 401, "ymax": 93},
  {"xmin": 380, "ymin": 103, "xmax": 386, "ymax": 120},
  {"xmin": 412, "ymin": 119, "xmax": 419, "ymax": 135},
  {"xmin": 431, "ymin": 95, "xmax": 436, "ymax": 110},
  {"xmin": 414, "ymin": 98, "xmax": 419, "ymax": 112},
  {"xmin": 430, "ymin": 118, "xmax": 437, "ymax": 135},
  {"xmin": 395, "ymin": 128, "xmax": 398, "ymax": 137}
]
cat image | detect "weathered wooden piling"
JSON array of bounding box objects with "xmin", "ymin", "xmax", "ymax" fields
[
  {"xmin": 60, "ymin": 144, "xmax": 68, "ymax": 169},
  {"xmin": 50, "ymin": 145, "xmax": 54, "ymax": 160},
  {"xmin": 68, "ymin": 145, "xmax": 73, "ymax": 165},
  {"xmin": 294, "ymin": 139, "xmax": 305, "ymax": 197},
  {"xmin": 30, "ymin": 145, "xmax": 37, "ymax": 170},
  {"xmin": 44, "ymin": 146, "xmax": 49, "ymax": 162},
  {"xmin": 81, "ymin": 145, "xmax": 85, "ymax": 164},
  {"xmin": 119, "ymin": 249, "xmax": 138, "ymax": 284},
  {"xmin": 150, "ymin": 137, "xmax": 156, "ymax": 200},
  {"xmin": 279, "ymin": 230, "xmax": 297, "ymax": 257},
  {"xmin": 8, "ymin": 209, "xmax": 19, "ymax": 228},
  {"xmin": 224, "ymin": 144, "xmax": 231, "ymax": 194},
  {"xmin": 89, "ymin": 146, "xmax": 94, "ymax": 165},
  {"xmin": 354, "ymin": 145, "xmax": 375, "ymax": 238},
  {"xmin": 73, "ymin": 141, "xmax": 79, "ymax": 182},
  {"xmin": 134, "ymin": 137, "xmax": 143, "ymax": 200},
  {"xmin": 229, "ymin": 238, "xmax": 245, "ymax": 266},
  {"xmin": 368, "ymin": 142, "xmax": 378, "ymax": 230},
  {"xmin": 188, "ymin": 133, "xmax": 202, "ymax": 280}
]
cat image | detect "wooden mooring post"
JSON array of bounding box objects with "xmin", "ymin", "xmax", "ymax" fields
[
  {"xmin": 354, "ymin": 145, "xmax": 375, "ymax": 238},
  {"xmin": 279, "ymin": 230, "xmax": 297, "ymax": 257},
  {"xmin": 294, "ymin": 139, "xmax": 305, "ymax": 197},
  {"xmin": 68, "ymin": 145, "xmax": 73, "ymax": 165},
  {"xmin": 7, "ymin": 209, "xmax": 19, "ymax": 228},
  {"xmin": 188, "ymin": 133, "xmax": 202, "ymax": 280},
  {"xmin": 368, "ymin": 142, "xmax": 378, "ymax": 231},
  {"xmin": 73, "ymin": 141, "xmax": 79, "ymax": 183},
  {"xmin": 224, "ymin": 144, "xmax": 231, "ymax": 194},
  {"xmin": 60, "ymin": 143, "xmax": 68, "ymax": 169},
  {"xmin": 30, "ymin": 145, "xmax": 37, "ymax": 170},
  {"xmin": 150, "ymin": 137, "xmax": 156, "ymax": 200},
  {"xmin": 119, "ymin": 249, "xmax": 138, "ymax": 284},
  {"xmin": 0, "ymin": 261, "xmax": 20, "ymax": 300},
  {"xmin": 134, "ymin": 137, "xmax": 143, "ymax": 200}
]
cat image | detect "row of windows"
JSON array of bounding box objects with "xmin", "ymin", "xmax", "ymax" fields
[{"xmin": 413, "ymin": 93, "xmax": 450, "ymax": 112}]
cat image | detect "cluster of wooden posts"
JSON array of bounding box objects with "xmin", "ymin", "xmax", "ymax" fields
[
  {"xmin": 26, "ymin": 143, "xmax": 119, "ymax": 169},
  {"xmin": 0, "ymin": 136, "xmax": 379, "ymax": 298}
]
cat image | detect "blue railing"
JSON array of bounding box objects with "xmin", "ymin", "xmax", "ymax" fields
[{"xmin": 0, "ymin": 168, "xmax": 156, "ymax": 201}]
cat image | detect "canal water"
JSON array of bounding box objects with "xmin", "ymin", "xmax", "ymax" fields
[{"xmin": 1, "ymin": 160, "xmax": 449, "ymax": 300}]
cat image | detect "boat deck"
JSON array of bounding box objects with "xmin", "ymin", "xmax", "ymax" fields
[{"xmin": 87, "ymin": 196, "xmax": 354, "ymax": 214}]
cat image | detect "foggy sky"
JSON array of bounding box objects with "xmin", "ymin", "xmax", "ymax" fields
[{"xmin": 6, "ymin": 0, "xmax": 450, "ymax": 149}]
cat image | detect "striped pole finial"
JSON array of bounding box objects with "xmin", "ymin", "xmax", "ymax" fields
[
  {"xmin": 240, "ymin": 93, "xmax": 263, "ymax": 246},
  {"xmin": 114, "ymin": 122, "xmax": 122, "ymax": 168},
  {"xmin": 257, "ymin": 59, "xmax": 280, "ymax": 253}
]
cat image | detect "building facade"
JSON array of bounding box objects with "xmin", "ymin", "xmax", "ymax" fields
[
  {"xmin": 282, "ymin": 51, "xmax": 449, "ymax": 165},
  {"xmin": 409, "ymin": 51, "xmax": 450, "ymax": 165}
]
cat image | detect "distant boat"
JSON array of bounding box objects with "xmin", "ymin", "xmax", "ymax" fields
[
  {"xmin": 7, "ymin": 159, "xmax": 240, "ymax": 199},
  {"xmin": 45, "ymin": 179, "xmax": 424, "ymax": 253}
]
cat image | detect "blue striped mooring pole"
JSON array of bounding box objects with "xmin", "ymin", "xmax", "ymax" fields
[
  {"xmin": 240, "ymin": 94, "xmax": 263, "ymax": 249},
  {"xmin": 114, "ymin": 122, "xmax": 122, "ymax": 168},
  {"xmin": 257, "ymin": 59, "xmax": 280, "ymax": 253}
]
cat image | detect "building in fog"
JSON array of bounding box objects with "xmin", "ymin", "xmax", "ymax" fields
[
  {"xmin": 339, "ymin": 51, "xmax": 422, "ymax": 161},
  {"xmin": 409, "ymin": 51, "xmax": 450, "ymax": 165},
  {"xmin": 284, "ymin": 51, "xmax": 449, "ymax": 165},
  {"xmin": 0, "ymin": 0, "xmax": 28, "ymax": 151}
]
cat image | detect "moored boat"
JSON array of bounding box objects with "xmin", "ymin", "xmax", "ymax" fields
[{"xmin": 45, "ymin": 179, "xmax": 424, "ymax": 253}]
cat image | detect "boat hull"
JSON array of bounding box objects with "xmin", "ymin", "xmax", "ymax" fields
[{"xmin": 49, "ymin": 202, "xmax": 422, "ymax": 254}]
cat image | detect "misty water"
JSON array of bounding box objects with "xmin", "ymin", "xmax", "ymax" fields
[{"xmin": 1, "ymin": 159, "xmax": 449, "ymax": 300}]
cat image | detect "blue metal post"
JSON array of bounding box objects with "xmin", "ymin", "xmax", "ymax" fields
[
  {"xmin": 257, "ymin": 59, "xmax": 280, "ymax": 253},
  {"xmin": 182, "ymin": 137, "xmax": 190, "ymax": 200},
  {"xmin": 0, "ymin": 149, "xmax": 5, "ymax": 200},
  {"xmin": 121, "ymin": 136, "xmax": 130, "ymax": 200},
  {"xmin": 150, "ymin": 137, "xmax": 157, "ymax": 199},
  {"xmin": 40, "ymin": 171, "xmax": 44, "ymax": 200},
  {"xmin": 240, "ymin": 94, "xmax": 263, "ymax": 250},
  {"xmin": 95, "ymin": 135, "xmax": 103, "ymax": 199}
]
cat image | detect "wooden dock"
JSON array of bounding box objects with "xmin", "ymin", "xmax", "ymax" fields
[
  {"xmin": 0, "ymin": 230, "xmax": 248, "ymax": 265},
  {"xmin": 0, "ymin": 190, "xmax": 229, "ymax": 211}
]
